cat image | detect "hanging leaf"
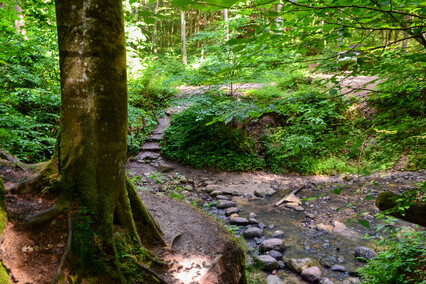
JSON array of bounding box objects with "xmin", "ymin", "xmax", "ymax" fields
[{"xmin": 358, "ymin": 220, "xmax": 371, "ymax": 228}]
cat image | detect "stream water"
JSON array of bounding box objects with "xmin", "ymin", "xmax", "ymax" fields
[{"xmin": 199, "ymin": 176, "xmax": 424, "ymax": 283}]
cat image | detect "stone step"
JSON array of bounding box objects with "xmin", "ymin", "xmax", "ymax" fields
[
  {"xmin": 147, "ymin": 134, "xmax": 163, "ymax": 142},
  {"xmin": 141, "ymin": 142, "xmax": 161, "ymax": 152},
  {"xmin": 137, "ymin": 151, "xmax": 160, "ymax": 162}
]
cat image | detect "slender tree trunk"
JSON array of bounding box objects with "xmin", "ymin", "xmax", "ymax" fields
[
  {"xmin": 224, "ymin": 9, "xmax": 229, "ymax": 41},
  {"xmin": 181, "ymin": 9, "xmax": 187, "ymax": 64},
  {"xmin": 52, "ymin": 0, "xmax": 165, "ymax": 281},
  {"xmin": 152, "ymin": 0, "xmax": 159, "ymax": 54},
  {"xmin": 402, "ymin": 15, "xmax": 410, "ymax": 51}
]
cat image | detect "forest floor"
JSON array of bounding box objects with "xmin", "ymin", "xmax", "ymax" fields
[{"xmin": 0, "ymin": 76, "xmax": 423, "ymax": 284}]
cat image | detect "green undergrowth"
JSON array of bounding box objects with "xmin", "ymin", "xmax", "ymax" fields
[
  {"xmin": 357, "ymin": 217, "xmax": 426, "ymax": 284},
  {"xmin": 161, "ymin": 70, "xmax": 425, "ymax": 174}
]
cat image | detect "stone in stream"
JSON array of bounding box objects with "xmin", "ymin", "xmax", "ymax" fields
[
  {"xmin": 354, "ymin": 246, "xmax": 376, "ymax": 261},
  {"xmin": 267, "ymin": 250, "xmax": 283, "ymax": 260},
  {"xmin": 205, "ymin": 184, "xmax": 217, "ymax": 193},
  {"xmin": 271, "ymin": 230, "xmax": 285, "ymax": 238},
  {"xmin": 259, "ymin": 238, "xmax": 285, "ymax": 253},
  {"xmin": 209, "ymin": 190, "xmax": 223, "ymax": 197},
  {"xmin": 321, "ymin": 278, "xmax": 335, "ymax": 284},
  {"xmin": 216, "ymin": 194, "xmax": 231, "ymax": 200},
  {"xmin": 331, "ymin": 264, "xmax": 346, "ymax": 272},
  {"xmin": 284, "ymin": 257, "xmax": 313, "ymax": 273},
  {"xmin": 254, "ymin": 255, "xmax": 279, "ymax": 272},
  {"xmin": 248, "ymin": 212, "xmax": 257, "ymax": 219},
  {"xmin": 248, "ymin": 218, "xmax": 259, "ymax": 224},
  {"xmin": 266, "ymin": 275, "xmax": 284, "ymax": 284},
  {"xmin": 342, "ymin": 277, "xmax": 361, "ymax": 284},
  {"xmin": 243, "ymin": 227, "xmax": 263, "ymax": 239},
  {"xmin": 294, "ymin": 206, "xmax": 305, "ymax": 212},
  {"xmin": 301, "ymin": 266, "xmax": 321, "ymax": 283},
  {"xmin": 217, "ymin": 200, "xmax": 236, "ymax": 209},
  {"xmin": 230, "ymin": 216, "xmax": 249, "ymax": 226},
  {"xmin": 254, "ymin": 190, "xmax": 267, "ymax": 198},
  {"xmin": 225, "ymin": 207, "xmax": 240, "ymax": 216}
]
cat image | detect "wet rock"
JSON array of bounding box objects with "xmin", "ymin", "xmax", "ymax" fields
[
  {"xmin": 354, "ymin": 246, "xmax": 376, "ymax": 261},
  {"xmin": 249, "ymin": 212, "xmax": 257, "ymax": 219},
  {"xmin": 331, "ymin": 264, "xmax": 346, "ymax": 272},
  {"xmin": 260, "ymin": 238, "xmax": 285, "ymax": 253},
  {"xmin": 266, "ymin": 275, "xmax": 284, "ymax": 284},
  {"xmin": 320, "ymin": 278, "xmax": 335, "ymax": 284},
  {"xmin": 225, "ymin": 207, "xmax": 240, "ymax": 216},
  {"xmin": 278, "ymin": 260, "xmax": 285, "ymax": 269},
  {"xmin": 243, "ymin": 194, "xmax": 252, "ymax": 199},
  {"xmin": 284, "ymin": 258, "xmax": 313, "ymax": 273},
  {"xmin": 258, "ymin": 223, "xmax": 267, "ymax": 229},
  {"xmin": 267, "ymin": 250, "xmax": 283, "ymax": 260},
  {"xmin": 210, "ymin": 190, "xmax": 223, "ymax": 197},
  {"xmin": 301, "ymin": 266, "xmax": 321, "ymax": 283},
  {"xmin": 305, "ymin": 212, "xmax": 315, "ymax": 219},
  {"xmin": 243, "ymin": 227, "xmax": 263, "ymax": 239},
  {"xmin": 217, "ymin": 200, "xmax": 236, "ymax": 209},
  {"xmin": 254, "ymin": 255, "xmax": 279, "ymax": 272},
  {"xmin": 294, "ymin": 206, "xmax": 305, "ymax": 212},
  {"xmin": 319, "ymin": 257, "xmax": 333, "ymax": 269},
  {"xmin": 231, "ymin": 190, "xmax": 241, "ymax": 196},
  {"xmin": 158, "ymin": 184, "xmax": 167, "ymax": 192},
  {"xmin": 249, "ymin": 218, "xmax": 259, "ymax": 224},
  {"xmin": 271, "ymin": 230, "xmax": 285, "ymax": 238},
  {"xmin": 216, "ymin": 194, "xmax": 231, "ymax": 200},
  {"xmin": 337, "ymin": 255, "xmax": 345, "ymax": 263},
  {"xmin": 230, "ymin": 216, "xmax": 249, "ymax": 226},
  {"xmin": 254, "ymin": 190, "xmax": 267, "ymax": 198},
  {"xmin": 342, "ymin": 277, "xmax": 361, "ymax": 284},
  {"xmin": 205, "ymin": 184, "xmax": 217, "ymax": 193}
]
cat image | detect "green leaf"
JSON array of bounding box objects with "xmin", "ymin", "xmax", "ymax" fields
[
  {"xmin": 357, "ymin": 58, "xmax": 364, "ymax": 65},
  {"xmin": 365, "ymin": 195, "xmax": 374, "ymax": 200},
  {"xmin": 329, "ymin": 88, "xmax": 338, "ymax": 96},
  {"xmin": 358, "ymin": 219, "xmax": 370, "ymax": 228},
  {"xmin": 333, "ymin": 187, "xmax": 343, "ymax": 194}
]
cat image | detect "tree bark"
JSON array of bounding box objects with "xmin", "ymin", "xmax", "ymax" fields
[
  {"xmin": 52, "ymin": 0, "xmax": 165, "ymax": 281},
  {"xmin": 181, "ymin": 9, "xmax": 187, "ymax": 64}
]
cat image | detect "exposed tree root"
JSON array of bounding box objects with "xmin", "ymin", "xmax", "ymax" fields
[
  {"xmin": 131, "ymin": 256, "xmax": 169, "ymax": 284},
  {"xmin": 51, "ymin": 207, "xmax": 72, "ymax": 284},
  {"xmin": 20, "ymin": 201, "xmax": 67, "ymax": 227}
]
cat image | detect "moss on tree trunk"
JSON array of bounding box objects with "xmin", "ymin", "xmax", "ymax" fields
[{"xmin": 47, "ymin": 0, "xmax": 167, "ymax": 281}]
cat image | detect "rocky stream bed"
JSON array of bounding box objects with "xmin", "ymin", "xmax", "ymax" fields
[{"xmin": 126, "ymin": 112, "xmax": 426, "ymax": 284}]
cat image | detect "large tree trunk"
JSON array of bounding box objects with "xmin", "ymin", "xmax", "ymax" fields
[{"xmin": 45, "ymin": 0, "xmax": 166, "ymax": 281}]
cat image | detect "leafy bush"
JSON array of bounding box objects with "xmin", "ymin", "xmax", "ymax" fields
[
  {"xmin": 161, "ymin": 95, "xmax": 265, "ymax": 171},
  {"xmin": 357, "ymin": 224, "xmax": 426, "ymax": 284}
]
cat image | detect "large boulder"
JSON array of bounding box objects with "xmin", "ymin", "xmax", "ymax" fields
[{"xmin": 376, "ymin": 191, "xmax": 426, "ymax": 226}]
